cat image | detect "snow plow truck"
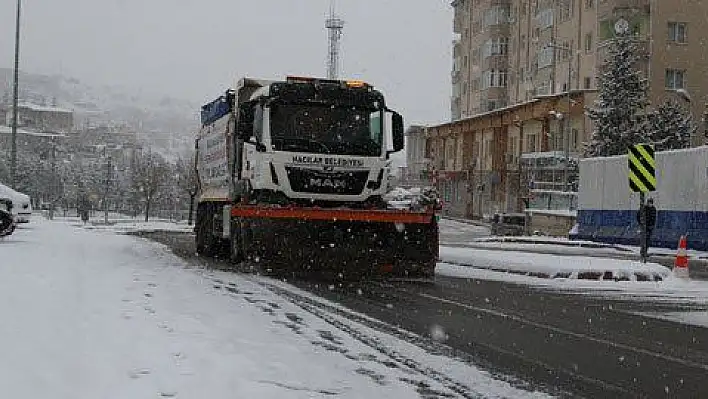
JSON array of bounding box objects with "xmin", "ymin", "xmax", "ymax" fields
[{"xmin": 193, "ymin": 76, "xmax": 439, "ymax": 279}]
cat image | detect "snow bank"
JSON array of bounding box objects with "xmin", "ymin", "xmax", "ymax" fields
[
  {"xmin": 51, "ymin": 214, "xmax": 193, "ymax": 234},
  {"xmin": 384, "ymin": 186, "xmax": 439, "ymax": 210},
  {"xmin": 439, "ymin": 247, "xmax": 671, "ymax": 281},
  {"xmin": 81, "ymin": 220, "xmax": 194, "ymax": 234},
  {"xmin": 436, "ymin": 264, "xmax": 708, "ymax": 306},
  {"xmin": 639, "ymin": 311, "xmax": 708, "ymax": 328}
]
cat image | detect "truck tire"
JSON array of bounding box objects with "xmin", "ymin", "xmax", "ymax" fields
[
  {"xmin": 230, "ymin": 219, "xmax": 243, "ymax": 263},
  {"xmin": 196, "ymin": 203, "xmax": 216, "ymax": 257}
]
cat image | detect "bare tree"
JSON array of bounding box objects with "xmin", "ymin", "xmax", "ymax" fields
[
  {"xmin": 131, "ymin": 149, "xmax": 170, "ymax": 222},
  {"xmin": 174, "ymin": 154, "xmax": 197, "ymax": 224}
]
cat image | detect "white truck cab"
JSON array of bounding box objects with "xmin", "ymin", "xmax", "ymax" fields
[{"xmin": 231, "ymin": 76, "xmax": 403, "ymax": 206}]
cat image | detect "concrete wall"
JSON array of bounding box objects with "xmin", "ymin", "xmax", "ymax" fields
[{"xmin": 529, "ymin": 212, "xmax": 577, "ymax": 237}]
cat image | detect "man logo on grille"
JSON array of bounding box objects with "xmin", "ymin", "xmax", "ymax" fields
[{"xmin": 309, "ymin": 178, "xmax": 347, "ymax": 189}]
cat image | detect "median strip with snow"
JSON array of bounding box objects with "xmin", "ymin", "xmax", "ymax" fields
[{"xmin": 439, "ymin": 246, "xmax": 671, "ymax": 282}]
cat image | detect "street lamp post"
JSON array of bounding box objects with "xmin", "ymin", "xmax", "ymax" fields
[
  {"xmin": 10, "ymin": 0, "xmax": 22, "ymax": 189},
  {"xmin": 545, "ymin": 42, "xmax": 574, "ymax": 191},
  {"xmin": 667, "ymin": 88, "xmax": 693, "ymax": 147}
]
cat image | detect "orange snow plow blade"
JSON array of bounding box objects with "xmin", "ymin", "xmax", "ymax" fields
[{"xmin": 231, "ymin": 206, "xmax": 435, "ymax": 224}]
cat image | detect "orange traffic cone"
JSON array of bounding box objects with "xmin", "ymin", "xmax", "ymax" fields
[{"xmin": 674, "ymin": 235, "xmax": 689, "ymax": 279}]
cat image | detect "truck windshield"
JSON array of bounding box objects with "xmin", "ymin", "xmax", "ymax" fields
[{"xmin": 269, "ymin": 104, "xmax": 383, "ymax": 157}]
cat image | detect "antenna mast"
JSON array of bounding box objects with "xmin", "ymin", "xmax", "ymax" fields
[{"xmin": 325, "ymin": 0, "xmax": 344, "ymax": 79}]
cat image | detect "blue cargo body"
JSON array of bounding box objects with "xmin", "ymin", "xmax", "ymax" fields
[{"xmin": 201, "ymin": 95, "xmax": 231, "ymax": 126}]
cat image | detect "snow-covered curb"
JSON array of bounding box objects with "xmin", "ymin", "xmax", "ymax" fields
[
  {"xmin": 473, "ymin": 236, "xmax": 631, "ymax": 251},
  {"xmin": 58, "ymin": 218, "xmax": 194, "ymax": 234},
  {"xmin": 439, "ymin": 247, "xmax": 671, "ymax": 282},
  {"xmin": 435, "ymin": 263, "xmax": 708, "ymax": 306}
]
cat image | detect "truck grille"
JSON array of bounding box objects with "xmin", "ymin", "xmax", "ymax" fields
[{"xmin": 285, "ymin": 167, "xmax": 368, "ymax": 195}]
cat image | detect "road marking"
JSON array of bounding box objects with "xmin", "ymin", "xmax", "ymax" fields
[{"xmin": 419, "ymin": 292, "xmax": 708, "ymax": 371}]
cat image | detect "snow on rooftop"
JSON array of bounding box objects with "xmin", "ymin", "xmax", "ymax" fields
[
  {"xmin": 17, "ymin": 102, "xmax": 73, "ymax": 114},
  {"xmin": 0, "ymin": 125, "xmax": 68, "ymax": 137}
]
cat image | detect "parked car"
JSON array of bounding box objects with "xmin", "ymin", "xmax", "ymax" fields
[
  {"xmin": 0, "ymin": 197, "xmax": 16, "ymax": 237},
  {"xmin": 491, "ymin": 213, "xmax": 526, "ymax": 236},
  {"xmin": 0, "ymin": 183, "xmax": 32, "ymax": 223}
]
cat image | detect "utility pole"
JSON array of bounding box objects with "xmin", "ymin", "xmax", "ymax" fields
[
  {"xmin": 545, "ymin": 41, "xmax": 573, "ymax": 191},
  {"xmin": 49, "ymin": 136, "xmax": 57, "ymax": 220},
  {"xmin": 103, "ymin": 147, "xmax": 112, "ymax": 224},
  {"xmin": 563, "ymin": 55, "xmax": 572, "ymax": 192},
  {"xmin": 10, "ymin": 0, "xmax": 22, "ymax": 189}
]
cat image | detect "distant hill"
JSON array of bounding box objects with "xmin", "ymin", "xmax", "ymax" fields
[{"xmin": 0, "ymin": 68, "xmax": 198, "ymax": 156}]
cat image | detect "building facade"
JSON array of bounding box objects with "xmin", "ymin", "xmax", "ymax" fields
[
  {"xmin": 1, "ymin": 102, "xmax": 73, "ymax": 133},
  {"xmin": 452, "ymin": 0, "xmax": 708, "ymax": 129},
  {"xmin": 400, "ymin": 125, "xmax": 429, "ymax": 186},
  {"xmin": 434, "ymin": 0, "xmax": 708, "ymax": 223}
]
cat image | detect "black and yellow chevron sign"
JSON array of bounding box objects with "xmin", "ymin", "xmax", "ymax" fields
[{"xmin": 628, "ymin": 144, "xmax": 656, "ymax": 192}]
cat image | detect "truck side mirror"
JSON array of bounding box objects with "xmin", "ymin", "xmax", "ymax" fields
[{"xmin": 392, "ymin": 112, "xmax": 404, "ymax": 152}]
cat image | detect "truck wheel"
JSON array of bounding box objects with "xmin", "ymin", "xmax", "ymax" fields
[
  {"xmin": 196, "ymin": 204, "xmax": 215, "ymax": 257},
  {"xmin": 230, "ymin": 219, "xmax": 243, "ymax": 263}
]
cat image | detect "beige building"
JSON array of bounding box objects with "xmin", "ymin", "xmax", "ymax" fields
[
  {"xmin": 453, "ymin": 0, "xmax": 708, "ymax": 127},
  {"xmin": 433, "ymin": 0, "xmax": 708, "ymax": 224}
]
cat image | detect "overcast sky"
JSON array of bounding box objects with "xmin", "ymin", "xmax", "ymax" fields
[{"xmin": 0, "ymin": 0, "xmax": 453, "ymax": 126}]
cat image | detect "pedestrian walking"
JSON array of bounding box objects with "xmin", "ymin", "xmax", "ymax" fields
[{"xmin": 637, "ymin": 197, "xmax": 657, "ymax": 258}]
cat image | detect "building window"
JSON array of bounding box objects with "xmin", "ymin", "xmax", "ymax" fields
[
  {"xmin": 562, "ymin": 41, "xmax": 572, "ymax": 60},
  {"xmin": 537, "ymin": 46, "xmax": 554, "ymax": 69},
  {"xmin": 498, "ymin": 70, "xmax": 508, "ymax": 87},
  {"xmin": 471, "ymin": 78, "xmax": 480, "ymax": 92},
  {"xmin": 535, "ymin": 81, "xmax": 551, "ymax": 95},
  {"xmin": 484, "ymin": 5, "xmax": 510, "ymax": 27},
  {"xmin": 472, "ymin": 19, "xmax": 482, "ymax": 34},
  {"xmin": 482, "ymin": 70, "xmax": 509, "ymax": 89},
  {"xmin": 559, "ymin": 0, "xmax": 573, "ymax": 22},
  {"xmin": 668, "ymin": 22, "xmax": 687, "ymax": 43},
  {"xmin": 585, "ymin": 0, "xmax": 594, "ymax": 9},
  {"xmin": 527, "ymin": 134, "xmax": 538, "ymax": 152},
  {"xmin": 665, "ymin": 69, "xmax": 685, "ymax": 89},
  {"xmin": 536, "ymin": 8, "xmax": 554, "ymax": 30},
  {"xmin": 585, "ymin": 32, "xmax": 593, "ymax": 53},
  {"xmin": 571, "ymin": 128, "xmax": 579, "ymax": 151},
  {"xmin": 472, "ymin": 49, "xmax": 480, "ymax": 65},
  {"xmin": 463, "ymin": 56, "xmax": 468, "ymax": 67},
  {"xmin": 482, "ymin": 37, "xmax": 510, "ymax": 58},
  {"xmin": 584, "ymin": 76, "xmax": 592, "ymax": 89}
]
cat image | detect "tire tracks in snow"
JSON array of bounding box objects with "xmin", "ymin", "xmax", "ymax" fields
[{"xmin": 232, "ymin": 275, "xmax": 537, "ymax": 399}]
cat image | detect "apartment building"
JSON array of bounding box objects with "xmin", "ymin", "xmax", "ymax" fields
[
  {"xmin": 432, "ymin": 0, "xmax": 708, "ymax": 222},
  {"xmin": 400, "ymin": 125, "xmax": 429, "ymax": 186}
]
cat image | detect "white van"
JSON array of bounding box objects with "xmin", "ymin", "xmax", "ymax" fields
[{"xmin": 0, "ymin": 183, "xmax": 32, "ymax": 223}]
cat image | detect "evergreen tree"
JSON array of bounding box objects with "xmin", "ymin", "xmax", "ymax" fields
[
  {"xmin": 647, "ymin": 99, "xmax": 695, "ymax": 151},
  {"xmin": 585, "ymin": 31, "xmax": 650, "ymax": 157}
]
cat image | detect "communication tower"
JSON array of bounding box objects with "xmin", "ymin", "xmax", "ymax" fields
[{"xmin": 325, "ymin": 0, "xmax": 345, "ymax": 79}]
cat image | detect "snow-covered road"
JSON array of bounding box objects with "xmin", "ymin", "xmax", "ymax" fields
[{"xmin": 0, "ymin": 218, "xmax": 547, "ymax": 398}]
